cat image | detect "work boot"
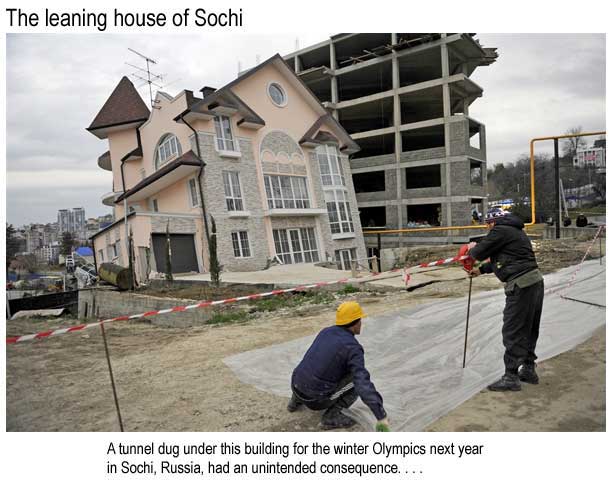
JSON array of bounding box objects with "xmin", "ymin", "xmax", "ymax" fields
[
  {"xmin": 519, "ymin": 363, "xmax": 539, "ymax": 384},
  {"xmin": 487, "ymin": 372, "xmax": 521, "ymax": 392},
  {"xmin": 287, "ymin": 393, "xmax": 303, "ymax": 413},
  {"xmin": 320, "ymin": 407, "xmax": 357, "ymax": 430}
]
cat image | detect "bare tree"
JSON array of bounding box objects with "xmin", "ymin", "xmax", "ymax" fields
[{"xmin": 562, "ymin": 126, "xmax": 587, "ymax": 158}]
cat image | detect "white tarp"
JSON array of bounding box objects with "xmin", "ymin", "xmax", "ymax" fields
[{"xmin": 224, "ymin": 260, "xmax": 606, "ymax": 431}]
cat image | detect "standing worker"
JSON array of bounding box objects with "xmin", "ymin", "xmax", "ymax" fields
[
  {"xmin": 288, "ymin": 301, "xmax": 390, "ymax": 431},
  {"xmin": 463, "ymin": 214, "xmax": 544, "ymax": 391}
]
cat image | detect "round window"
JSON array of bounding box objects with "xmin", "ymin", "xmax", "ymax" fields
[{"xmin": 268, "ymin": 83, "xmax": 286, "ymax": 106}]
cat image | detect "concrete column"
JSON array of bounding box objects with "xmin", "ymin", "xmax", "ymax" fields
[
  {"xmin": 294, "ymin": 55, "xmax": 302, "ymax": 73},
  {"xmin": 441, "ymin": 38, "xmax": 452, "ymax": 226},
  {"xmin": 330, "ymin": 40, "xmax": 339, "ymax": 119},
  {"xmin": 392, "ymin": 33, "xmax": 403, "ymax": 240}
]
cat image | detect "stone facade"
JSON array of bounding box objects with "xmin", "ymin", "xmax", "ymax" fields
[{"xmin": 194, "ymin": 132, "xmax": 270, "ymax": 272}]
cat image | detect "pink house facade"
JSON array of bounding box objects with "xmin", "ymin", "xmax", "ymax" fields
[{"xmin": 88, "ymin": 54, "xmax": 367, "ymax": 281}]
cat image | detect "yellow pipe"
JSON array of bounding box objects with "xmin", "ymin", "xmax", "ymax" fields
[{"xmin": 529, "ymin": 131, "xmax": 606, "ymax": 225}]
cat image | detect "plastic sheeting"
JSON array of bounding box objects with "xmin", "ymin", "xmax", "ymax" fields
[{"xmin": 224, "ymin": 260, "xmax": 606, "ymax": 431}]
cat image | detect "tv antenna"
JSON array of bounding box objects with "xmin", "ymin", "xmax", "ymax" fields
[{"xmin": 126, "ymin": 48, "xmax": 164, "ymax": 108}]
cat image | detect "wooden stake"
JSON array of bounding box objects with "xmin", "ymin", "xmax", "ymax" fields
[{"xmin": 100, "ymin": 324, "xmax": 124, "ymax": 432}]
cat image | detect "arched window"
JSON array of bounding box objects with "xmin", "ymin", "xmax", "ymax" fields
[{"xmin": 154, "ymin": 134, "xmax": 181, "ymax": 170}]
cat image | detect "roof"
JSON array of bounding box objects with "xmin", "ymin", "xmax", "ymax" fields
[
  {"xmin": 300, "ymin": 114, "xmax": 360, "ymax": 154},
  {"xmin": 90, "ymin": 212, "xmax": 136, "ymax": 240},
  {"xmin": 115, "ymin": 150, "xmax": 203, "ymax": 203},
  {"xmin": 87, "ymin": 77, "xmax": 150, "ymax": 138},
  {"xmin": 180, "ymin": 87, "xmax": 265, "ymax": 128},
  {"xmin": 75, "ymin": 247, "xmax": 94, "ymax": 257}
]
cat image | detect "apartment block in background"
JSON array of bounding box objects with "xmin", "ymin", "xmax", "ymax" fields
[{"xmin": 58, "ymin": 207, "xmax": 87, "ymax": 241}]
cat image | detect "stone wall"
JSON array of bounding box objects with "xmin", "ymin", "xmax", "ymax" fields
[{"xmin": 194, "ymin": 132, "xmax": 270, "ymax": 272}]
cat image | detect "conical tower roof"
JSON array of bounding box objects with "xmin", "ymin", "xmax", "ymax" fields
[{"xmin": 87, "ymin": 76, "xmax": 150, "ymax": 138}]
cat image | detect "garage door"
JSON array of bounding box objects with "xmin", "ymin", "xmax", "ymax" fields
[{"xmin": 151, "ymin": 233, "xmax": 199, "ymax": 274}]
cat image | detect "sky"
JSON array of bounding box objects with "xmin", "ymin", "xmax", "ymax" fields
[{"xmin": 5, "ymin": 33, "xmax": 606, "ymax": 226}]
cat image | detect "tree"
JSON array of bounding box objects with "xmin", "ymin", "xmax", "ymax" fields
[
  {"xmin": 61, "ymin": 232, "xmax": 75, "ymax": 256},
  {"xmin": 562, "ymin": 126, "xmax": 587, "ymax": 159},
  {"xmin": 209, "ymin": 216, "xmax": 221, "ymax": 287},
  {"xmin": 164, "ymin": 221, "xmax": 173, "ymax": 282},
  {"xmin": 6, "ymin": 224, "xmax": 20, "ymax": 276}
]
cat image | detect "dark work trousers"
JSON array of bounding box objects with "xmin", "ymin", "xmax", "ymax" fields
[
  {"xmin": 502, "ymin": 280, "xmax": 545, "ymax": 372},
  {"xmin": 291, "ymin": 374, "xmax": 358, "ymax": 412}
]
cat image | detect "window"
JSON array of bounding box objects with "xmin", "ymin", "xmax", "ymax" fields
[
  {"xmin": 353, "ymin": 171, "xmax": 385, "ymax": 193},
  {"xmin": 406, "ymin": 204, "xmax": 441, "ymax": 227},
  {"xmin": 214, "ymin": 116, "xmax": 236, "ymax": 151},
  {"xmin": 188, "ymin": 178, "xmax": 200, "ymax": 207},
  {"xmin": 470, "ymin": 160, "xmax": 483, "ymax": 186},
  {"xmin": 264, "ymin": 175, "xmax": 310, "ymax": 209},
  {"xmin": 268, "ymin": 83, "xmax": 287, "ymax": 106},
  {"xmin": 360, "ymin": 206, "xmax": 386, "ymax": 228},
  {"xmin": 273, "ymin": 228, "xmax": 319, "ymax": 264},
  {"xmin": 112, "ymin": 240, "xmax": 121, "ymax": 259},
  {"xmin": 150, "ymin": 198, "xmax": 159, "ymax": 212},
  {"xmin": 325, "ymin": 189, "xmax": 354, "ymax": 234},
  {"xmin": 223, "ymin": 171, "xmax": 244, "ymax": 211},
  {"xmin": 316, "ymin": 145, "xmax": 345, "ymax": 186},
  {"xmin": 231, "ymin": 231, "xmax": 251, "ymax": 258},
  {"xmin": 140, "ymin": 168, "xmax": 146, "ymax": 180},
  {"xmin": 98, "ymin": 249, "xmax": 104, "ymax": 262},
  {"xmin": 405, "ymin": 165, "xmax": 441, "ymax": 189},
  {"xmin": 335, "ymin": 248, "xmax": 357, "ymax": 271},
  {"xmin": 155, "ymin": 134, "xmax": 180, "ymax": 169}
]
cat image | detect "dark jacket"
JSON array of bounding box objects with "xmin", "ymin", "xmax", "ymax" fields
[
  {"xmin": 469, "ymin": 214, "xmax": 538, "ymax": 282},
  {"xmin": 291, "ymin": 325, "xmax": 386, "ymax": 420}
]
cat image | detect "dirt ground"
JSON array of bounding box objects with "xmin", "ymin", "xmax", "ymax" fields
[
  {"xmin": 5, "ymin": 238, "xmax": 605, "ymax": 432},
  {"xmin": 426, "ymin": 326, "xmax": 606, "ymax": 431}
]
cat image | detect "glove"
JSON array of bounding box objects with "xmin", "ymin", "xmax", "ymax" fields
[
  {"xmin": 376, "ymin": 418, "xmax": 390, "ymax": 432},
  {"xmin": 457, "ymin": 244, "xmax": 476, "ymax": 272}
]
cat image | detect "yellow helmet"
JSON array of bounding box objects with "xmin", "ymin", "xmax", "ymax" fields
[{"xmin": 336, "ymin": 301, "xmax": 367, "ymax": 326}]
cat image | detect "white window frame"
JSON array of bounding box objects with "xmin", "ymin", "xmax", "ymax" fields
[
  {"xmin": 325, "ymin": 189, "xmax": 354, "ymax": 235},
  {"xmin": 214, "ymin": 115, "xmax": 237, "ymax": 152},
  {"xmin": 223, "ymin": 171, "xmax": 244, "ymax": 212},
  {"xmin": 264, "ymin": 175, "xmax": 310, "ymax": 209},
  {"xmin": 155, "ymin": 134, "xmax": 180, "ymax": 170},
  {"xmin": 335, "ymin": 248, "xmax": 357, "ymax": 271},
  {"xmin": 316, "ymin": 144, "xmax": 345, "ymax": 187},
  {"xmin": 98, "ymin": 249, "xmax": 104, "ymax": 262},
  {"xmin": 267, "ymin": 82, "xmax": 287, "ymax": 107},
  {"xmin": 231, "ymin": 231, "xmax": 251, "ymax": 258},
  {"xmin": 188, "ymin": 178, "xmax": 201, "ymax": 208},
  {"xmin": 272, "ymin": 227, "xmax": 319, "ymax": 264},
  {"xmin": 150, "ymin": 198, "xmax": 159, "ymax": 212}
]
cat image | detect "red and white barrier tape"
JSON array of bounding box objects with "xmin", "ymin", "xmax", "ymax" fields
[
  {"xmin": 546, "ymin": 224, "xmax": 605, "ymax": 297},
  {"xmin": 6, "ymin": 255, "xmax": 469, "ymax": 345}
]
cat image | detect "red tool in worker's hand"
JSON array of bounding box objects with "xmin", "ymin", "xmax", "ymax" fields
[{"xmin": 457, "ymin": 244, "xmax": 476, "ymax": 272}]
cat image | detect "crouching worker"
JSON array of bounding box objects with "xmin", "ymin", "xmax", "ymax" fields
[
  {"xmin": 463, "ymin": 213, "xmax": 544, "ymax": 392},
  {"xmin": 288, "ymin": 301, "xmax": 390, "ymax": 431}
]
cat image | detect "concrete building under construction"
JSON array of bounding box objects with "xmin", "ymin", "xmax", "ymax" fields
[{"xmin": 284, "ymin": 34, "xmax": 498, "ymax": 245}]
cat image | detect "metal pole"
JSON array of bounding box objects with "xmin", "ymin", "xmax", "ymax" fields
[
  {"xmin": 377, "ymin": 232, "xmax": 381, "ymax": 259},
  {"xmin": 554, "ymin": 138, "xmax": 561, "ymax": 239},
  {"xmin": 100, "ymin": 324, "xmax": 124, "ymax": 432},
  {"xmin": 462, "ymin": 276, "xmax": 473, "ymax": 369}
]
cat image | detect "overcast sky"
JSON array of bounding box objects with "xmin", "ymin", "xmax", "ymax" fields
[{"xmin": 6, "ymin": 33, "xmax": 606, "ymax": 226}]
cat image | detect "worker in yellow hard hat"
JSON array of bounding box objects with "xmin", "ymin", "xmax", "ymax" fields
[{"xmin": 288, "ymin": 301, "xmax": 390, "ymax": 431}]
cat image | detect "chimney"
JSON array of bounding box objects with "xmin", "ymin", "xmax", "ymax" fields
[{"xmin": 199, "ymin": 86, "xmax": 217, "ymax": 98}]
